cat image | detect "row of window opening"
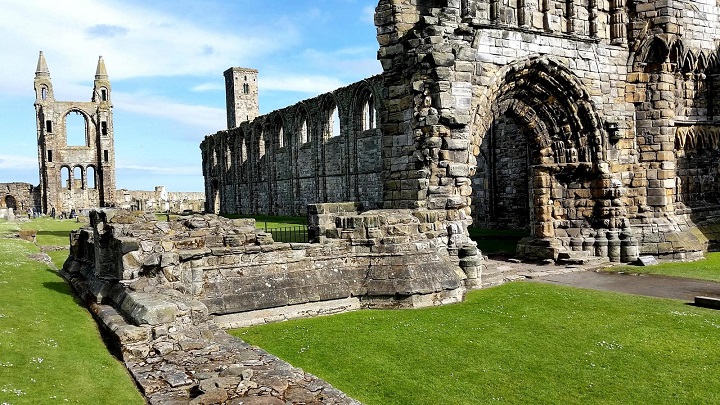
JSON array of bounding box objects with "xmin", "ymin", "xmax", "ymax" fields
[{"xmin": 60, "ymin": 166, "xmax": 97, "ymax": 190}]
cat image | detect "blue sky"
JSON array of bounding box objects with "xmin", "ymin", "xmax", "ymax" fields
[{"xmin": 0, "ymin": 0, "xmax": 381, "ymax": 192}]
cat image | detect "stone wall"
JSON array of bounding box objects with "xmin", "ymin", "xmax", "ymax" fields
[
  {"xmin": 116, "ymin": 186, "xmax": 205, "ymax": 213},
  {"xmin": 0, "ymin": 182, "xmax": 40, "ymax": 216},
  {"xmin": 34, "ymin": 53, "xmax": 116, "ymax": 214},
  {"xmin": 64, "ymin": 208, "xmax": 473, "ymax": 322},
  {"xmin": 201, "ymin": 1, "xmax": 720, "ymax": 263},
  {"xmin": 201, "ymin": 76, "xmax": 384, "ymax": 217}
]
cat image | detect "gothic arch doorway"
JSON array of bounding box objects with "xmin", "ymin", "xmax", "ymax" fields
[
  {"xmin": 4, "ymin": 195, "xmax": 17, "ymax": 210},
  {"xmin": 470, "ymin": 57, "xmax": 605, "ymax": 255}
]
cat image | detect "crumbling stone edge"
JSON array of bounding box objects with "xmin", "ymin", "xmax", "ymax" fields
[{"xmin": 59, "ymin": 268, "xmax": 361, "ymax": 405}]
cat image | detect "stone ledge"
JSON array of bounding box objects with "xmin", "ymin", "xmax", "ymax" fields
[
  {"xmin": 695, "ymin": 296, "xmax": 720, "ymax": 310},
  {"xmin": 213, "ymin": 297, "xmax": 362, "ymax": 329}
]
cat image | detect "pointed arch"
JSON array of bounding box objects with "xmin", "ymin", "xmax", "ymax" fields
[
  {"xmin": 321, "ymin": 94, "xmax": 341, "ymax": 139},
  {"xmin": 295, "ymin": 104, "xmax": 311, "ymax": 145},
  {"xmin": 697, "ymin": 51, "xmax": 708, "ymax": 73},
  {"xmin": 470, "ymin": 56, "xmax": 604, "ymax": 238},
  {"xmin": 473, "ymin": 56, "xmax": 603, "ymax": 167},
  {"xmin": 352, "ymin": 81, "xmax": 380, "ymax": 132},
  {"xmin": 681, "ymin": 52, "xmax": 696, "ymax": 74}
]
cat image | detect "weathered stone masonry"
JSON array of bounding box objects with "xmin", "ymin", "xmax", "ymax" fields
[
  {"xmin": 61, "ymin": 208, "xmax": 471, "ymax": 402},
  {"xmin": 34, "ymin": 51, "xmax": 117, "ymax": 214},
  {"xmin": 202, "ymin": 77, "xmax": 385, "ymax": 217},
  {"xmin": 204, "ymin": 0, "xmax": 720, "ymax": 262}
]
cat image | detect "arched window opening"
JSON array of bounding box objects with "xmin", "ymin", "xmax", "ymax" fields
[
  {"xmin": 101, "ymin": 121, "xmax": 108, "ymax": 136},
  {"xmin": 4, "ymin": 196, "xmax": 17, "ymax": 210},
  {"xmin": 226, "ymin": 141, "xmax": 233, "ymax": 170},
  {"xmin": 278, "ymin": 126, "xmax": 285, "ymax": 148},
  {"xmin": 41, "ymin": 87, "xmax": 48, "ymax": 100},
  {"xmin": 100, "ymin": 88, "xmax": 108, "ymax": 101},
  {"xmin": 87, "ymin": 166, "xmax": 96, "ymax": 189},
  {"xmin": 61, "ymin": 167, "xmax": 71, "ymax": 190},
  {"xmin": 300, "ymin": 119, "xmax": 308, "ymax": 144},
  {"xmin": 328, "ymin": 105, "xmax": 340, "ymax": 138},
  {"xmin": 258, "ymin": 131, "xmax": 266, "ymax": 158},
  {"xmin": 363, "ymin": 94, "xmax": 376, "ymax": 130},
  {"xmin": 65, "ymin": 111, "xmax": 88, "ymax": 146},
  {"xmin": 241, "ymin": 137, "xmax": 248, "ymax": 163},
  {"xmin": 73, "ymin": 166, "xmax": 84, "ymax": 189},
  {"xmin": 243, "ymin": 83, "xmax": 250, "ymax": 94}
]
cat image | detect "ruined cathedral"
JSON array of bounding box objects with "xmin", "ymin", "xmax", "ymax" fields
[
  {"xmin": 202, "ymin": 0, "xmax": 720, "ymax": 262},
  {"xmin": 0, "ymin": 52, "xmax": 204, "ymax": 219},
  {"xmin": 34, "ymin": 51, "xmax": 117, "ymax": 214}
]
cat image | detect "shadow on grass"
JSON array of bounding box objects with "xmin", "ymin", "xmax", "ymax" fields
[
  {"xmin": 42, "ymin": 281, "xmax": 73, "ymax": 295},
  {"xmin": 35, "ymin": 230, "xmax": 74, "ymax": 239}
]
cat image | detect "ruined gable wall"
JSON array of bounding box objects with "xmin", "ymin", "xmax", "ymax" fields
[
  {"xmin": 0, "ymin": 183, "xmax": 40, "ymax": 217},
  {"xmin": 202, "ymin": 76, "xmax": 384, "ymax": 217}
]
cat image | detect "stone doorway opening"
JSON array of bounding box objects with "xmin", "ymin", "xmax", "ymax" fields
[
  {"xmin": 473, "ymin": 113, "xmax": 533, "ymax": 234},
  {"xmin": 4, "ymin": 195, "xmax": 17, "ymax": 210},
  {"xmin": 469, "ymin": 57, "xmax": 606, "ymax": 259}
]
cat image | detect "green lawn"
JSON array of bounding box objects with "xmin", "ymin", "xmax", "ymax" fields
[
  {"xmin": 604, "ymin": 252, "xmax": 720, "ymax": 283},
  {"xmin": 233, "ymin": 282, "xmax": 720, "ymax": 405},
  {"xmin": 0, "ymin": 218, "xmax": 144, "ymax": 404}
]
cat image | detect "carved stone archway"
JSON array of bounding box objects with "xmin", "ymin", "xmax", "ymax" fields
[{"xmin": 470, "ymin": 57, "xmax": 611, "ymax": 258}]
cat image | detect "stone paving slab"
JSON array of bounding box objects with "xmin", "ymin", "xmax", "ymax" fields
[{"xmin": 532, "ymin": 271, "xmax": 720, "ymax": 302}]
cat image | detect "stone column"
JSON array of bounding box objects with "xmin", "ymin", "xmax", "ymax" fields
[
  {"xmin": 610, "ymin": 0, "xmax": 627, "ymax": 44},
  {"xmin": 588, "ymin": 0, "xmax": 598, "ymax": 38},
  {"xmin": 565, "ymin": 0, "xmax": 575, "ymax": 34},
  {"xmin": 645, "ymin": 63, "xmax": 678, "ymax": 214},
  {"xmin": 518, "ymin": 0, "xmax": 527, "ymax": 27}
]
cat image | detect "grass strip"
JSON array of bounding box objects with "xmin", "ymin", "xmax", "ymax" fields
[
  {"xmin": 233, "ymin": 282, "xmax": 720, "ymax": 405},
  {"xmin": 0, "ymin": 218, "xmax": 144, "ymax": 404}
]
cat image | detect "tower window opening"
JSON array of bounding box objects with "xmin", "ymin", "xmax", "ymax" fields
[
  {"xmin": 87, "ymin": 166, "xmax": 96, "ymax": 189},
  {"xmin": 243, "ymin": 83, "xmax": 250, "ymax": 94},
  {"xmin": 104, "ymin": 150, "xmax": 109, "ymax": 162},
  {"xmin": 65, "ymin": 111, "xmax": 88, "ymax": 146},
  {"xmin": 101, "ymin": 121, "xmax": 108, "ymax": 135},
  {"xmin": 73, "ymin": 166, "xmax": 84, "ymax": 189},
  {"xmin": 47, "ymin": 150, "xmax": 53, "ymax": 162},
  {"xmin": 61, "ymin": 167, "xmax": 70, "ymax": 189},
  {"xmin": 41, "ymin": 87, "xmax": 48, "ymax": 100},
  {"xmin": 46, "ymin": 120, "xmax": 52, "ymax": 133},
  {"xmin": 100, "ymin": 88, "xmax": 108, "ymax": 101}
]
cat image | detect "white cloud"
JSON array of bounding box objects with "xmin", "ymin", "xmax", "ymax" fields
[
  {"xmin": 191, "ymin": 83, "xmax": 225, "ymax": 92},
  {"xmin": 113, "ymin": 92, "xmax": 226, "ymax": 133},
  {"xmin": 0, "ymin": 0, "xmax": 288, "ymax": 95},
  {"xmin": 362, "ymin": 5, "xmax": 376, "ymax": 24},
  {"xmin": 299, "ymin": 48, "xmax": 381, "ymax": 79},
  {"xmin": 260, "ymin": 75, "xmax": 346, "ymax": 94},
  {"xmin": 116, "ymin": 164, "xmax": 200, "ymax": 176},
  {"xmin": 0, "ymin": 155, "xmax": 38, "ymax": 170}
]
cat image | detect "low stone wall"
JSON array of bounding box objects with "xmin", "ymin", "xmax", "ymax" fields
[
  {"xmin": 0, "ymin": 208, "xmax": 14, "ymax": 220},
  {"xmin": 64, "ymin": 207, "xmax": 472, "ymax": 317},
  {"xmin": 61, "ymin": 206, "xmax": 483, "ymax": 402}
]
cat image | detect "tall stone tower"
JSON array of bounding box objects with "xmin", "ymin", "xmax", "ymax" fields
[
  {"xmin": 34, "ymin": 51, "xmax": 116, "ymax": 214},
  {"xmin": 223, "ymin": 67, "xmax": 259, "ymax": 129}
]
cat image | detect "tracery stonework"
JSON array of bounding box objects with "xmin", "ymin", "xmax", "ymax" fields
[{"xmin": 203, "ymin": 0, "xmax": 720, "ymax": 262}]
